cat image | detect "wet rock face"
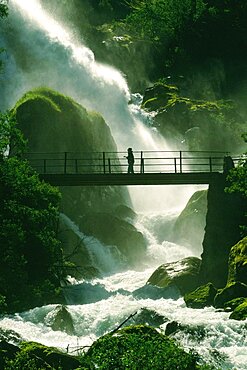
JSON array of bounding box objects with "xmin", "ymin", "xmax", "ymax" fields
[
  {"xmin": 147, "ymin": 256, "xmax": 201, "ymax": 295},
  {"xmin": 199, "ymin": 178, "xmax": 246, "ymax": 288},
  {"xmin": 172, "ymin": 190, "xmax": 207, "ymax": 254},
  {"xmin": 227, "ymin": 237, "xmax": 247, "ymax": 285},
  {"xmin": 79, "ymin": 212, "xmax": 147, "ymax": 266},
  {"xmin": 184, "ymin": 282, "xmax": 218, "ymax": 309},
  {"xmin": 46, "ymin": 305, "xmax": 75, "ymax": 335},
  {"xmin": 214, "ymin": 282, "xmax": 247, "ymax": 309}
]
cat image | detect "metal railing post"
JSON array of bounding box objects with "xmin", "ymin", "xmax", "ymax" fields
[
  {"xmin": 141, "ymin": 158, "xmax": 145, "ymax": 173},
  {"xmin": 75, "ymin": 159, "xmax": 78, "ymax": 174},
  {"xmin": 209, "ymin": 157, "xmax": 212, "ymax": 172},
  {"xmin": 64, "ymin": 152, "xmax": 67, "ymax": 174},
  {"xmin": 103, "ymin": 152, "xmax": 106, "ymax": 174},
  {"xmin": 140, "ymin": 151, "xmax": 143, "ymax": 173},
  {"xmin": 180, "ymin": 151, "xmax": 182, "ymax": 173},
  {"xmin": 108, "ymin": 158, "xmax": 111, "ymax": 173},
  {"xmin": 174, "ymin": 158, "xmax": 177, "ymax": 173}
]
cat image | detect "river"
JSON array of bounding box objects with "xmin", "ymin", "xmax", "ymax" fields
[{"xmin": 0, "ymin": 1, "xmax": 246, "ymax": 369}]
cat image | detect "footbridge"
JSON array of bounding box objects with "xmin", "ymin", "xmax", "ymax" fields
[{"xmin": 25, "ymin": 150, "xmax": 235, "ymax": 186}]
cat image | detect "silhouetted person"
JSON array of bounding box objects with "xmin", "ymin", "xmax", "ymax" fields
[{"xmin": 126, "ymin": 148, "xmax": 134, "ymax": 174}]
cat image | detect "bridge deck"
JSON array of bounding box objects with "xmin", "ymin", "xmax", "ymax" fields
[
  {"xmin": 24, "ymin": 150, "xmax": 235, "ymax": 186},
  {"xmin": 39, "ymin": 172, "xmax": 223, "ymax": 186}
]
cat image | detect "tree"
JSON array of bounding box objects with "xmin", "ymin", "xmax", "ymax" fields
[
  {"xmin": 0, "ymin": 112, "xmax": 66, "ymax": 312},
  {"xmin": 0, "ymin": 0, "xmax": 8, "ymax": 73}
]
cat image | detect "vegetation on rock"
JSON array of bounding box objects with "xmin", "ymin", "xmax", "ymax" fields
[
  {"xmin": 184, "ymin": 283, "xmax": 217, "ymax": 309},
  {"xmin": 79, "ymin": 324, "xmax": 211, "ymax": 369},
  {"xmin": 229, "ymin": 299, "xmax": 247, "ymax": 320}
]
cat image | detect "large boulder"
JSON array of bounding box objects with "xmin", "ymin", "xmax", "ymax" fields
[
  {"xmin": 227, "ymin": 237, "xmax": 247, "ymax": 285},
  {"xmin": 172, "ymin": 190, "xmax": 207, "ymax": 254},
  {"xmin": 83, "ymin": 325, "xmax": 202, "ymax": 369},
  {"xmin": 14, "ymin": 88, "xmax": 133, "ymax": 277},
  {"xmin": 184, "ymin": 282, "xmax": 218, "ymax": 309},
  {"xmin": 14, "ymin": 88, "xmax": 131, "ymax": 221},
  {"xmin": 79, "ymin": 212, "xmax": 147, "ymax": 266},
  {"xmin": 147, "ymin": 257, "xmax": 201, "ymax": 295},
  {"xmin": 229, "ymin": 299, "xmax": 247, "ymax": 320},
  {"xmin": 214, "ymin": 282, "xmax": 247, "ymax": 308}
]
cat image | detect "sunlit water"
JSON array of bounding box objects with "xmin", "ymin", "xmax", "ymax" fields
[{"xmin": 0, "ymin": 1, "xmax": 246, "ymax": 369}]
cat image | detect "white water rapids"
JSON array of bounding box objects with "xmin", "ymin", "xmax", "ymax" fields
[{"xmin": 0, "ymin": 1, "xmax": 247, "ymax": 369}]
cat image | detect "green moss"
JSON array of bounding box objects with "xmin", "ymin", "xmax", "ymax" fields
[
  {"xmin": 214, "ymin": 282, "xmax": 247, "ymax": 308},
  {"xmin": 227, "ymin": 237, "xmax": 247, "ymax": 285},
  {"xmin": 229, "ymin": 298, "xmax": 247, "ymax": 320},
  {"xmin": 13, "ymin": 87, "xmax": 82, "ymax": 115},
  {"xmin": 80, "ymin": 324, "xmax": 209, "ymax": 369},
  {"xmin": 184, "ymin": 283, "xmax": 217, "ymax": 309}
]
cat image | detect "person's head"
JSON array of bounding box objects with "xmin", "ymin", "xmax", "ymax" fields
[{"xmin": 128, "ymin": 148, "xmax": 132, "ymax": 152}]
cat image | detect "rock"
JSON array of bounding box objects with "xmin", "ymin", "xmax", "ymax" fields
[
  {"xmin": 227, "ymin": 237, "xmax": 247, "ymax": 285},
  {"xmin": 0, "ymin": 341, "xmax": 20, "ymax": 369},
  {"xmin": 133, "ymin": 284, "xmax": 180, "ymax": 300},
  {"xmin": 229, "ymin": 299, "xmax": 247, "ymax": 320},
  {"xmin": 199, "ymin": 177, "xmax": 246, "ymax": 288},
  {"xmin": 165, "ymin": 321, "xmax": 182, "ymax": 336},
  {"xmin": 45, "ymin": 305, "xmax": 75, "ymax": 335},
  {"xmin": 19, "ymin": 341, "xmax": 81, "ymax": 369},
  {"xmin": 79, "ymin": 212, "xmax": 147, "ymax": 266},
  {"xmin": 184, "ymin": 282, "xmax": 218, "ymax": 309},
  {"xmin": 172, "ymin": 190, "xmax": 207, "ymax": 254},
  {"xmin": 223, "ymin": 297, "xmax": 246, "ymax": 311},
  {"xmin": 214, "ymin": 282, "xmax": 247, "ymax": 308},
  {"xmin": 130, "ymin": 308, "xmax": 167, "ymax": 327},
  {"xmin": 63, "ymin": 281, "xmax": 112, "ymax": 305},
  {"xmin": 147, "ymin": 256, "xmax": 201, "ymax": 295},
  {"xmin": 84, "ymin": 324, "xmax": 201, "ymax": 369},
  {"xmin": 14, "ymin": 88, "xmax": 132, "ymax": 276},
  {"xmin": 142, "ymin": 82, "xmax": 178, "ymax": 111},
  {"xmin": 114, "ymin": 204, "xmax": 137, "ymax": 221}
]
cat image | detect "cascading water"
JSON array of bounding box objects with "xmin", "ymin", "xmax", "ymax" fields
[{"xmin": 0, "ymin": 1, "xmax": 246, "ymax": 369}]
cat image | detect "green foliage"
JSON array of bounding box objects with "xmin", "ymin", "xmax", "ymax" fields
[
  {"xmin": 79, "ymin": 324, "xmax": 209, "ymax": 369},
  {"xmin": 0, "ymin": 0, "xmax": 8, "ymax": 18},
  {"xmin": 0, "ymin": 113, "xmax": 65, "ymax": 312},
  {"xmin": 0, "ymin": 111, "xmax": 27, "ymax": 157}
]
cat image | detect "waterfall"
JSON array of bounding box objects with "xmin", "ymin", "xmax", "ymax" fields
[
  {"xmin": 0, "ymin": 0, "xmax": 206, "ymax": 212},
  {"xmin": 0, "ymin": 3, "xmax": 246, "ymax": 369}
]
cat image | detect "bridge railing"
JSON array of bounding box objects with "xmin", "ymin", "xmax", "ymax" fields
[{"xmin": 24, "ymin": 150, "xmax": 230, "ymax": 175}]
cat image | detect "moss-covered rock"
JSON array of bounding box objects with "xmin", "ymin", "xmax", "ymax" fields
[
  {"xmin": 79, "ymin": 212, "xmax": 147, "ymax": 266},
  {"xmin": 81, "ymin": 324, "xmax": 206, "ymax": 369},
  {"xmin": 214, "ymin": 282, "xmax": 247, "ymax": 308},
  {"xmin": 14, "ymin": 88, "xmax": 132, "ymax": 277},
  {"xmin": 142, "ymin": 82, "xmax": 245, "ymax": 152},
  {"xmin": 227, "ymin": 237, "xmax": 247, "ymax": 285},
  {"xmin": 184, "ymin": 283, "xmax": 218, "ymax": 309},
  {"xmin": 172, "ymin": 190, "xmax": 207, "ymax": 253},
  {"xmin": 223, "ymin": 297, "xmax": 247, "ymax": 311},
  {"xmin": 3, "ymin": 341, "xmax": 81, "ymax": 370},
  {"xmin": 229, "ymin": 298, "xmax": 247, "ymax": 320},
  {"xmin": 147, "ymin": 256, "xmax": 201, "ymax": 295}
]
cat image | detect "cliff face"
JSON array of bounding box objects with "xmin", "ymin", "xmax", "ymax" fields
[{"xmin": 199, "ymin": 176, "xmax": 246, "ymax": 288}]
